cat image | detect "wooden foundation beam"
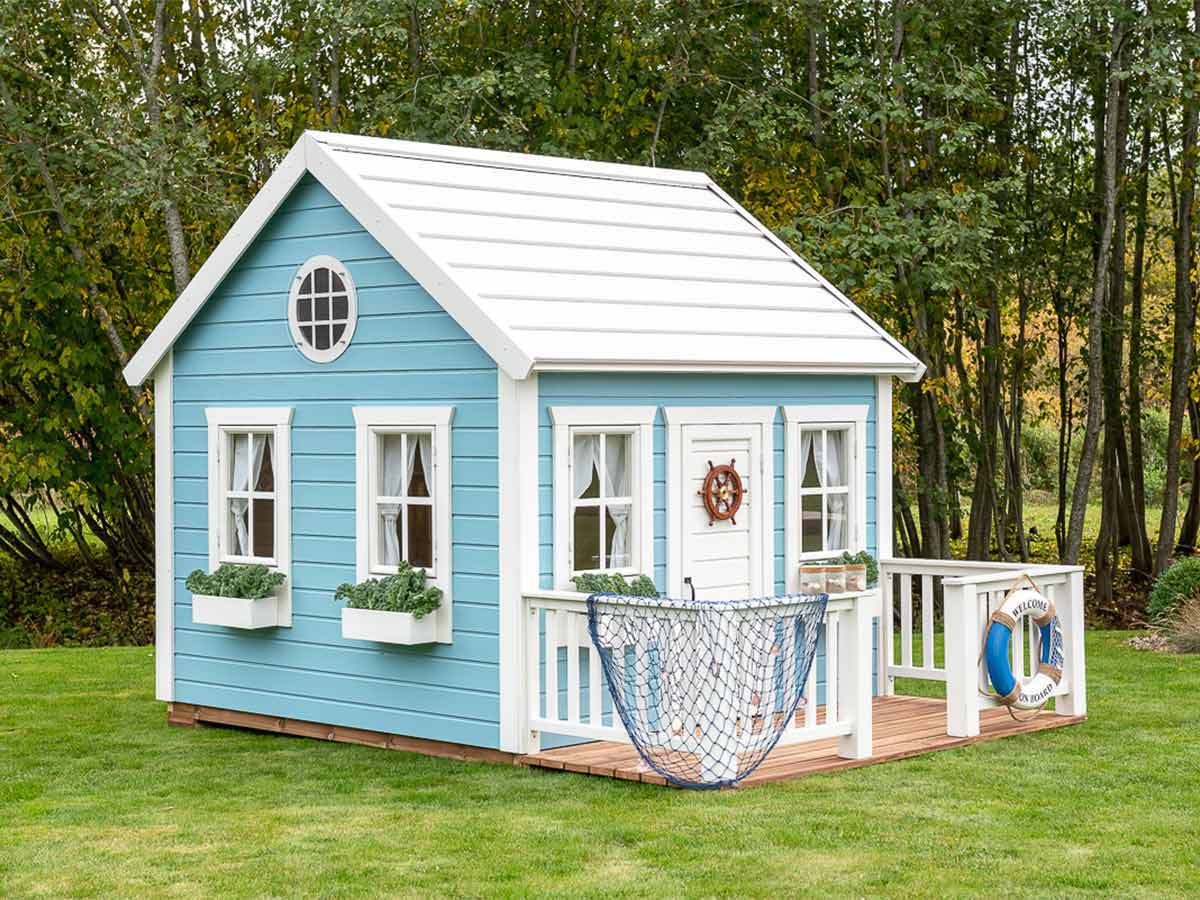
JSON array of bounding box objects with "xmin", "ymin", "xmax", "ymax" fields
[{"xmin": 166, "ymin": 702, "xmax": 517, "ymax": 766}]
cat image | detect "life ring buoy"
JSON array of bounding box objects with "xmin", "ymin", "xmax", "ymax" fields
[{"xmin": 983, "ymin": 587, "xmax": 1065, "ymax": 710}]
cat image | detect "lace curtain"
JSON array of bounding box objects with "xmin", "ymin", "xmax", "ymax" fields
[
  {"xmin": 229, "ymin": 433, "xmax": 271, "ymax": 557},
  {"xmin": 573, "ymin": 433, "xmax": 631, "ymax": 569},
  {"xmin": 379, "ymin": 433, "xmax": 431, "ymax": 566}
]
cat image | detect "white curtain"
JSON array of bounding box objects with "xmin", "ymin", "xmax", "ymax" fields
[
  {"xmin": 800, "ymin": 429, "xmax": 817, "ymax": 488},
  {"xmin": 380, "ymin": 434, "xmax": 405, "ymax": 565},
  {"xmin": 825, "ymin": 430, "xmax": 847, "ymax": 550},
  {"xmin": 229, "ymin": 434, "xmax": 250, "ymax": 556},
  {"xmin": 825, "ymin": 430, "xmax": 845, "ymax": 487},
  {"xmin": 228, "ymin": 433, "xmax": 270, "ymax": 557},
  {"xmin": 604, "ymin": 435, "xmax": 631, "ymax": 568},
  {"xmin": 573, "ymin": 434, "xmax": 600, "ymax": 499},
  {"xmin": 406, "ymin": 433, "xmax": 431, "ymax": 496}
]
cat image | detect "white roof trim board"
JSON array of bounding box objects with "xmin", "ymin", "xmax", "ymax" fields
[{"xmin": 123, "ymin": 131, "xmax": 925, "ymax": 386}]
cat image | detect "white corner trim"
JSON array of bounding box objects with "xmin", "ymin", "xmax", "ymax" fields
[
  {"xmin": 665, "ymin": 414, "xmax": 775, "ymax": 598},
  {"xmin": 498, "ymin": 372, "xmax": 540, "ymax": 752},
  {"xmin": 351, "ymin": 405, "xmax": 455, "ymax": 644},
  {"xmin": 662, "ymin": 406, "xmax": 776, "ymax": 427},
  {"xmin": 123, "ymin": 141, "xmax": 310, "ymax": 386},
  {"xmin": 153, "ymin": 352, "xmax": 174, "ymax": 702},
  {"xmin": 876, "ymin": 377, "xmax": 894, "ymax": 560},
  {"xmin": 551, "ymin": 406, "xmax": 656, "ymax": 589},
  {"xmin": 782, "ymin": 404, "xmax": 870, "ymax": 592},
  {"xmin": 304, "ymin": 134, "xmax": 534, "ymax": 380},
  {"xmin": 204, "ymin": 407, "xmax": 293, "ymax": 626}
]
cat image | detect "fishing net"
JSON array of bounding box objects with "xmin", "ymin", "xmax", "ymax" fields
[{"xmin": 586, "ymin": 592, "xmax": 828, "ymax": 789}]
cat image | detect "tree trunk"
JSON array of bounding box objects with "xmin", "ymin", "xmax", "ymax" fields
[
  {"xmin": 1127, "ymin": 115, "xmax": 1154, "ymax": 575},
  {"xmin": 1178, "ymin": 398, "xmax": 1200, "ymax": 553},
  {"xmin": 1156, "ymin": 0, "xmax": 1200, "ymax": 574},
  {"xmin": 1065, "ymin": 17, "xmax": 1127, "ymax": 565}
]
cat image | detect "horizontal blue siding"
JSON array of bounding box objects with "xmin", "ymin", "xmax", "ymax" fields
[
  {"xmin": 172, "ymin": 175, "xmax": 501, "ymax": 748},
  {"xmin": 536, "ymin": 372, "xmax": 879, "ymax": 593}
]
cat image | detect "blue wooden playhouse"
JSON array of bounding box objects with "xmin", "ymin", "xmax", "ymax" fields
[{"xmin": 123, "ymin": 132, "xmax": 1083, "ymax": 778}]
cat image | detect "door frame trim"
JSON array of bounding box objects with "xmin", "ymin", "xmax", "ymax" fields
[{"xmin": 663, "ymin": 407, "xmax": 776, "ymax": 599}]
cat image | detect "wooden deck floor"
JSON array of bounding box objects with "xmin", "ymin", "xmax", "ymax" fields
[{"xmin": 516, "ymin": 695, "xmax": 1085, "ymax": 788}]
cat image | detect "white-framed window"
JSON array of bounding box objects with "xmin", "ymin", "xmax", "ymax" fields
[
  {"xmin": 798, "ymin": 425, "xmax": 854, "ymax": 556},
  {"xmin": 288, "ymin": 255, "xmax": 358, "ymax": 363},
  {"xmin": 353, "ymin": 407, "xmax": 454, "ymax": 586},
  {"xmin": 205, "ymin": 408, "xmax": 293, "ymax": 614},
  {"xmin": 549, "ymin": 407, "xmax": 655, "ymax": 589},
  {"xmin": 783, "ymin": 406, "xmax": 868, "ymax": 586}
]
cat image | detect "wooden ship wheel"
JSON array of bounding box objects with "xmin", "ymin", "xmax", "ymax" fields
[{"xmin": 698, "ymin": 459, "xmax": 746, "ymax": 525}]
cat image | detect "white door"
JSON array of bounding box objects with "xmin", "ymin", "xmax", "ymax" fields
[{"xmin": 680, "ymin": 423, "xmax": 765, "ymax": 600}]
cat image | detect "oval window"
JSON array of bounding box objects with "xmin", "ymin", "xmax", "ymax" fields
[{"xmin": 288, "ymin": 256, "xmax": 358, "ymax": 363}]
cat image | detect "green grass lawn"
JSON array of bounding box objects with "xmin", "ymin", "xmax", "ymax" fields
[{"xmin": 2, "ymin": 637, "xmax": 1198, "ymax": 897}]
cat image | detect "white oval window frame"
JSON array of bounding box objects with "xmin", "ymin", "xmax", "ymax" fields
[{"xmin": 287, "ymin": 255, "xmax": 358, "ymax": 364}]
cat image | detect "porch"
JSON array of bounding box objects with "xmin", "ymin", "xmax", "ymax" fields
[{"xmin": 516, "ymin": 558, "xmax": 1088, "ymax": 788}]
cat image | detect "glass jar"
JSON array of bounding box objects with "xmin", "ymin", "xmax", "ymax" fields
[
  {"xmin": 799, "ymin": 564, "xmax": 826, "ymax": 595},
  {"xmin": 845, "ymin": 564, "xmax": 868, "ymax": 592},
  {"xmin": 824, "ymin": 565, "xmax": 846, "ymax": 594}
]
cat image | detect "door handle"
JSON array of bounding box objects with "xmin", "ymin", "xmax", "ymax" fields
[{"xmin": 683, "ymin": 577, "xmax": 696, "ymax": 602}]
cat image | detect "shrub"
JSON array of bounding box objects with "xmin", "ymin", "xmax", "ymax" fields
[
  {"xmin": 185, "ymin": 564, "xmax": 286, "ymax": 600},
  {"xmin": 334, "ymin": 562, "xmax": 442, "ymax": 618},
  {"xmin": 839, "ymin": 550, "xmax": 879, "ymax": 586},
  {"xmin": 572, "ymin": 572, "xmax": 658, "ymax": 597},
  {"xmin": 1165, "ymin": 598, "xmax": 1200, "ymax": 654},
  {"xmin": 0, "ymin": 547, "xmax": 153, "ymax": 647},
  {"xmin": 1147, "ymin": 557, "xmax": 1200, "ymax": 623}
]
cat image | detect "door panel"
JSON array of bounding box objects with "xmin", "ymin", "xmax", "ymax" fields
[{"xmin": 680, "ymin": 424, "xmax": 762, "ymax": 600}]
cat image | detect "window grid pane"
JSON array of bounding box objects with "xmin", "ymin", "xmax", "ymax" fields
[
  {"xmin": 798, "ymin": 426, "xmax": 852, "ymax": 556},
  {"xmin": 571, "ymin": 430, "xmax": 635, "ymax": 574},
  {"xmin": 372, "ymin": 429, "xmax": 436, "ymax": 574}
]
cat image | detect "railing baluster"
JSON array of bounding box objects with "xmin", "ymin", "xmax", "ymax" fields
[
  {"xmin": 826, "ymin": 611, "xmax": 840, "ymax": 724},
  {"xmin": 544, "ymin": 609, "xmax": 559, "ymax": 723},
  {"xmin": 900, "ymin": 576, "xmax": 913, "ymax": 668},
  {"xmin": 588, "ymin": 640, "xmax": 603, "ymax": 726},
  {"xmin": 566, "ymin": 613, "xmax": 581, "ymax": 725},
  {"xmin": 528, "ymin": 607, "xmax": 542, "ymax": 724},
  {"xmin": 804, "ymin": 639, "xmax": 818, "ymax": 729},
  {"xmin": 921, "ymin": 574, "xmax": 934, "ymax": 669}
]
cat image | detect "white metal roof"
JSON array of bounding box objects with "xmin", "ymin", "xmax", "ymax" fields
[{"xmin": 123, "ymin": 131, "xmax": 924, "ymax": 385}]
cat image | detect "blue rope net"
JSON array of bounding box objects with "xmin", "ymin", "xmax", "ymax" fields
[{"xmin": 586, "ymin": 592, "xmax": 828, "ymax": 789}]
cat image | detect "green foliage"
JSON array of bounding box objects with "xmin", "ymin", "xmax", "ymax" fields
[
  {"xmin": 571, "ymin": 572, "xmax": 659, "ymax": 597},
  {"xmin": 334, "ymin": 562, "xmax": 442, "ymax": 618},
  {"xmin": 839, "ymin": 551, "xmax": 880, "ymax": 586},
  {"xmin": 0, "ymin": 547, "xmax": 153, "ymax": 647},
  {"xmin": 1147, "ymin": 557, "xmax": 1200, "ymax": 622},
  {"xmin": 185, "ymin": 564, "xmax": 286, "ymax": 600}
]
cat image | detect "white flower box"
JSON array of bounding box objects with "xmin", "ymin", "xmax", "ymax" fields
[
  {"xmin": 191, "ymin": 593, "xmax": 283, "ymax": 629},
  {"xmin": 341, "ymin": 607, "xmax": 439, "ymax": 645}
]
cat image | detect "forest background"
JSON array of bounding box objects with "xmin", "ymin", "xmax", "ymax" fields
[{"xmin": 1, "ymin": 0, "xmax": 1197, "ymax": 643}]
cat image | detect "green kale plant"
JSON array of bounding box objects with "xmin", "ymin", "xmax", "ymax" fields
[
  {"xmin": 571, "ymin": 572, "xmax": 659, "ymax": 597},
  {"xmin": 185, "ymin": 564, "xmax": 286, "ymax": 600},
  {"xmin": 334, "ymin": 561, "xmax": 442, "ymax": 619}
]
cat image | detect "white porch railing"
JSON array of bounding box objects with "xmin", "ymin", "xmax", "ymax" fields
[
  {"xmin": 521, "ymin": 589, "xmax": 879, "ymax": 760},
  {"xmin": 878, "ymin": 558, "xmax": 1087, "ymax": 737}
]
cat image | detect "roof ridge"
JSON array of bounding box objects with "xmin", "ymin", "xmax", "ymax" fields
[{"xmin": 306, "ymin": 130, "xmax": 713, "ymax": 189}]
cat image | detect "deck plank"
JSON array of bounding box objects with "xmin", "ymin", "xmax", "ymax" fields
[{"xmin": 517, "ymin": 696, "xmax": 1085, "ymax": 788}]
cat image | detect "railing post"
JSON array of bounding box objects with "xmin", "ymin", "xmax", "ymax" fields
[
  {"xmin": 837, "ymin": 593, "xmax": 875, "ymax": 760},
  {"xmin": 1056, "ymin": 570, "xmax": 1088, "ymax": 718},
  {"xmin": 943, "ymin": 580, "xmax": 981, "ymax": 738},
  {"xmin": 878, "ymin": 567, "xmax": 895, "ymax": 696}
]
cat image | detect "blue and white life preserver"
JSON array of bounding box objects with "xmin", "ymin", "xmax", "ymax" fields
[{"xmin": 983, "ymin": 587, "xmax": 1064, "ymax": 710}]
